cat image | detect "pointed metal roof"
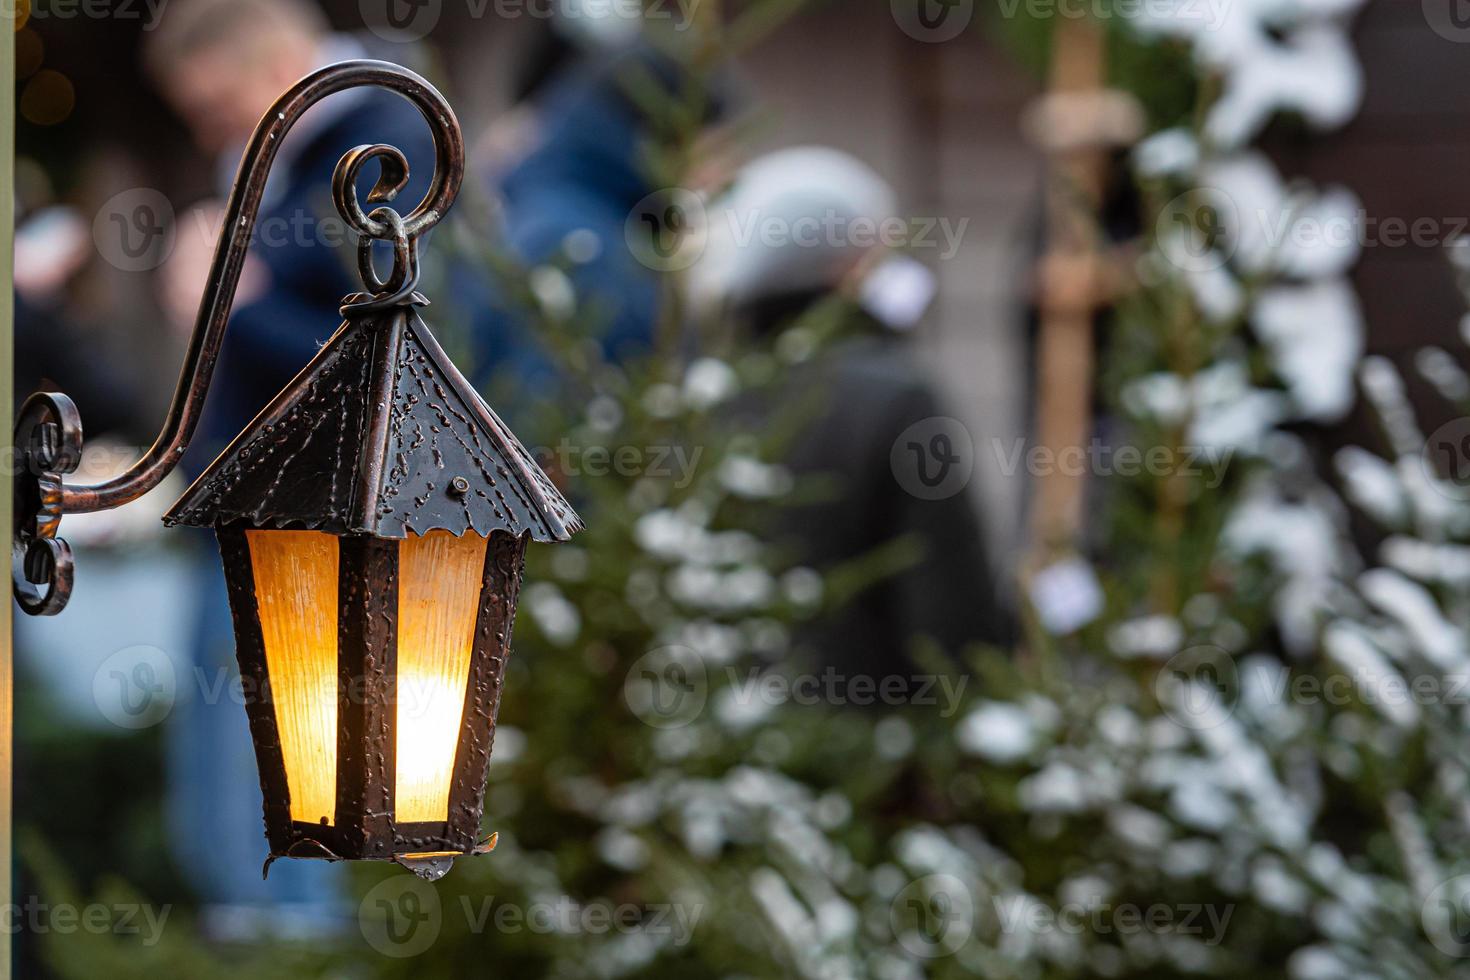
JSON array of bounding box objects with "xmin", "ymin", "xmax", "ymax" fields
[{"xmin": 164, "ymin": 306, "xmax": 582, "ymax": 541}]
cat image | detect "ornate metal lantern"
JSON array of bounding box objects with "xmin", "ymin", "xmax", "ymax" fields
[{"xmin": 12, "ymin": 61, "xmax": 580, "ymax": 879}]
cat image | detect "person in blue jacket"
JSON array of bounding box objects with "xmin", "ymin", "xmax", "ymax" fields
[
  {"xmin": 482, "ymin": 22, "xmax": 680, "ymax": 377},
  {"xmin": 439, "ymin": 16, "xmax": 709, "ymax": 402}
]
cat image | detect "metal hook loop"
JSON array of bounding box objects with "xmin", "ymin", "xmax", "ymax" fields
[
  {"xmin": 333, "ymin": 143, "xmax": 412, "ymax": 242},
  {"xmin": 351, "ymin": 206, "xmax": 422, "ymax": 310}
]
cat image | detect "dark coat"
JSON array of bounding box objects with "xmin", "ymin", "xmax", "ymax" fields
[{"xmin": 758, "ymin": 328, "xmax": 1011, "ymax": 678}]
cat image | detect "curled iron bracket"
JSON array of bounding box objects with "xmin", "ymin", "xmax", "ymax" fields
[
  {"xmin": 13, "ymin": 60, "xmax": 464, "ymax": 615},
  {"xmin": 13, "ymin": 392, "xmax": 82, "ymax": 615}
]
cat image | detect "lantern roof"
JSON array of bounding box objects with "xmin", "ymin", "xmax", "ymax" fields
[{"xmin": 164, "ymin": 305, "xmax": 582, "ymax": 542}]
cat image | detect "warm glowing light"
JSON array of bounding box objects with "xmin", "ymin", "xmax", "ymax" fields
[
  {"xmin": 395, "ymin": 530, "xmax": 488, "ymax": 823},
  {"xmin": 245, "ymin": 529, "xmax": 489, "ymax": 828},
  {"xmin": 247, "ymin": 530, "xmax": 340, "ymax": 825}
]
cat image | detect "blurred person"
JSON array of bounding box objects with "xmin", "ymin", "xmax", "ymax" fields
[
  {"xmin": 14, "ymin": 146, "xmax": 182, "ymax": 439},
  {"xmin": 466, "ymin": 14, "xmax": 724, "ymax": 391},
  {"xmin": 15, "ymin": 205, "xmax": 146, "ymax": 431},
  {"xmin": 141, "ymin": 0, "xmax": 443, "ymax": 934},
  {"xmin": 145, "ymin": 0, "xmax": 439, "ymax": 459},
  {"xmin": 694, "ymin": 147, "xmax": 1011, "ymax": 679}
]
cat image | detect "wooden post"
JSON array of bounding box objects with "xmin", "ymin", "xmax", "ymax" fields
[{"xmin": 1029, "ymin": 18, "xmax": 1109, "ymax": 562}]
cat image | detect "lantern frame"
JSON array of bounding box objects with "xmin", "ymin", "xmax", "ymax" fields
[
  {"xmin": 11, "ymin": 60, "xmax": 581, "ymax": 879},
  {"xmin": 216, "ymin": 526, "xmax": 527, "ymax": 876}
]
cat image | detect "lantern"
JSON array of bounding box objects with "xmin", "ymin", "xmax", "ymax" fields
[
  {"xmin": 165, "ymin": 299, "xmax": 578, "ymax": 878},
  {"xmin": 11, "ymin": 61, "xmax": 579, "ymax": 879}
]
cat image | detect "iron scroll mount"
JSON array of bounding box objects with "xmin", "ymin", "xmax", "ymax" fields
[{"xmin": 13, "ymin": 59, "xmax": 466, "ymax": 615}]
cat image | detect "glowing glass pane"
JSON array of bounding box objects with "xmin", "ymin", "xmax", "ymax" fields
[
  {"xmin": 395, "ymin": 530, "xmax": 488, "ymax": 823},
  {"xmin": 247, "ymin": 530, "xmax": 340, "ymax": 826}
]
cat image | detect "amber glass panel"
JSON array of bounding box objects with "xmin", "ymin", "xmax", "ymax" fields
[
  {"xmin": 246, "ymin": 530, "xmax": 340, "ymax": 825},
  {"xmin": 395, "ymin": 530, "xmax": 489, "ymax": 823}
]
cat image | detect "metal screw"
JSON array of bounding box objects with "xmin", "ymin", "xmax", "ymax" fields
[{"xmin": 449, "ymin": 476, "xmax": 471, "ymax": 498}]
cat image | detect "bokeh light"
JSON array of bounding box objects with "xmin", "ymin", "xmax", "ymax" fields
[{"xmin": 20, "ymin": 68, "xmax": 74, "ymax": 126}]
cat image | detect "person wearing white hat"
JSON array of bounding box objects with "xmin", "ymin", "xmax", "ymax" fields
[{"xmin": 697, "ymin": 147, "xmax": 1011, "ymax": 677}]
